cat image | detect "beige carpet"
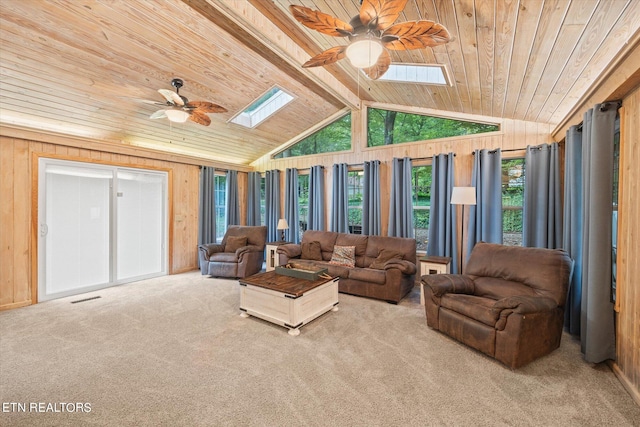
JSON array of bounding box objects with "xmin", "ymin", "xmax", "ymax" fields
[{"xmin": 1, "ymin": 271, "xmax": 638, "ymax": 426}]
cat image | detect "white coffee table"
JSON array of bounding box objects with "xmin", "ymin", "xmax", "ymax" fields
[{"xmin": 239, "ymin": 270, "xmax": 339, "ymax": 336}]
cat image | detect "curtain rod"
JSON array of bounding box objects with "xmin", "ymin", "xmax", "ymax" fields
[{"xmin": 472, "ymin": 148, "xmax": 523, "ymax": 154}]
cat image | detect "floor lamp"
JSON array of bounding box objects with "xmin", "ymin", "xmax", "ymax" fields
[{"xmin": 451, "ymin": 187, "xmax": 476, "ymax": 273}]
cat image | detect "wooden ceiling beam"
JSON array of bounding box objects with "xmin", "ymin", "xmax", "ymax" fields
[{"xmin": 182, "ymin": 0, "xmax": 361, "ymax": 110}]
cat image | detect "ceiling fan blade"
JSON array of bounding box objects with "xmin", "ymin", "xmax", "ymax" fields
[
  {"xmin": 158, "ymin": 89, "xmax": 184, "ymax": 106},
  {"xmin": 360, "ymin": 0, "xmax": 408, "ymax": 31},
  {"xmin": 189, "ymin": 110, "xmax": 211, "ymax": 126},
  {"xmin": 186, "ymin": 101, "xmax": 228, "ymax": 114},
  {"xmin": 382, "ymin": 20, "xmax": 451, "ymax": 50},
  {"xmin": 362, "ymin": 49, "xmax": 391, "ymax": 80},
  {"xmin": 150, "ymin": 110, "xmax": 167, "ymax": 119},
  {"xmin": 289, "ymin": 5, "xmax": 353, "ymax": 37},
  {"xmin": 302, "ymin": 46, "xmax": 347, "ymax": 68},
  {"xmin": 131, "ymin": 98, "xmax": 167, "ymax": 106}
]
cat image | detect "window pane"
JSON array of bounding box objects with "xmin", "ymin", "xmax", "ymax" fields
[
  {"xmin": 215, "ymin": 175, "xmax": 227, "ymax": 242},
  {"xmin": 274, "ymin": 113, "xmax": 351, "ymax": 158},
  {"xmin": 367, "ymin": 108, "xmax": 499, "ymax": 147},
  {"xmin": 298, "ymin": 175, "xmax": 309, "ymax": 237},
  {"xmin": 348, "ymin": 171, "xmax": 363, "ymax": 234},
  {"xmin": 260, "ymin": 176, "xmax": 266, "ymax": 226},
  {"xmin": 412, "ymin": 165, "xmax": 431, "ymax": 251},
  {"xmin": 502, "ymin": 158, "xmax": 524, "ymax": 246}
]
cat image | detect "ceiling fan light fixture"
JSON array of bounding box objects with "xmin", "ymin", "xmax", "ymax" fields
[
  {"xmin": 346, "ymin": 39, "xmax": 383, "ymax": 68},
  {"xmin": 164, "ymin": 109, "xmax": 190, "ymax": 123}
]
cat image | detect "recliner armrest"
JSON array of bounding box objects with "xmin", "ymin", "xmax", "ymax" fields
[
  {"xmin": 236, "ymin": 245, "xmax": 263, "ymax": 258},
  {"xmin": 383, "ymin": 260, "xmax": 416, "ymax": 275},
  {"xmin": 199, "ymin": 243, "xmax": 225, "ymax": 258},
  {"xmin": 493, "ymin": 295, "xmax": 558, "ymax": 314},
  {"xmin": 421, "ymin": 274, "xmax": 475, "ymax": 297}
]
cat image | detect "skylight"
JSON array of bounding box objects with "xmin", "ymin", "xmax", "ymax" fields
[
  {"xmin": 374, "ymin": 64, "xmax": 451, "ymax": 85},
  {"xmin": 230, "ymin": 87, "xmax": 294, "ymax": 128}
]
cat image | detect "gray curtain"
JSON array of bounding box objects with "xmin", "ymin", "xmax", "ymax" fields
[
  {"xmin": 308, "ymin": 166, "xmax": 325, "ymax": 231},
  {"xmin": 362, "ymin": 160, "xmax": 381, "ymax": 236},
  {"xmin": 265, "ymin": 169, "xmax": 281, "ymax": 243},
  {"xmin": 284, "ymin": 168, "xmax": 300, "ymax": 243},
  {"xmin": 427, "ymin": 153, "xmax": 458, "ymax": 272},
  {"xmin": 330, "ymin": 163, "xmax": 349, "ymax": 233},
  {"xmin": 198, "ymin": 166, "xmax": 216, "ymax": 245},
  {"xmin": 579, "ymin": 103, "xmax": 617, "ymax": 363},
  {"xmin": 246, "ymin": 171, "xmax": 261, "ymax": 226},
  {"xmin": 388, "ymin": 157, "xmax": 414, "ymax": 238},
  {"xmin": 563, "ymin": 126, "xmax": 583, "ymax": 336},
  {"xmin": 468, "ymin": 149, "xmax": 502, "ymax": 255},
  {"xmin": 523, "ymin": 143, "xmax": 562, "ymax": 248},
  {"xmin": 225, "ymin": 170, "xmax": 240, "ymax": 226}
]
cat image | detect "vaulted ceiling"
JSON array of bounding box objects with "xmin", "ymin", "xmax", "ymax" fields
[{"xmin": 1, "ymin": 0, "xmax": 638, "ymax": 166}]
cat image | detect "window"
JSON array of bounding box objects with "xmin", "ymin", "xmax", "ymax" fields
[
  {"xmin": 298, "ymin": 174, "xmax": 309, "ymax": 237},
  {"xmin": 215, "ymin": 174, "xmax": 226, "ymax": 242},
  {"xmin": 375, "ymin": 64, "xmax": 450, "ymax": 85},
  {"xmin": 260, "ymin": 175, "xmax": 266, "ymax": 226},
  {"xmin": 367, "ymin": 108, "xmax": 499, "ymax": 147},
  {"xmin": 502, "ymin": 158, "xmax": 525, "ymax": 246},
  {"xmin": 412, "ymin": 165, "xmax": 432, "ymax": 251},
  {"xmin": 274, "ymin": 113, "xmax": 351, "ymax": 158},
  {"xmin": 348, "ymin": 171, "xmax": 364, "ymax": 234},
  {"xmin": 230, "ymin": 87, "xmax": 294, "ymax": 128}
]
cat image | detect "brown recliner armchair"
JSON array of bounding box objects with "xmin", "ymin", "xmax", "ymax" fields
[
  {"xmin": 422, "ymin": 242, "xmax": 573, "ymax": 368},
  {"xmin": 198, "ymin": 226, "xmax": 267, "ymax": 278}
]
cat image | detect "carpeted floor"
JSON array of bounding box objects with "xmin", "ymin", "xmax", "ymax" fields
[{"xmin": 1, "ymin": 271, "xmax": 638, "ymax": 426}]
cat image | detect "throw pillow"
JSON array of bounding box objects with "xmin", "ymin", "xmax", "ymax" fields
[
  {"xmin": 225, "ymin": 236, "xmax": 247, "ymax": 253},
  {"xmin": 301, "ymin": 241, "xmax": 323, "ymax": 260},
  {"xmin": 330, "ymin": 245, "xmax": 356, "ymax": 268},
  {"xmin": 369, "ymin": 249, "xmax": 404, "ymax": 270}
]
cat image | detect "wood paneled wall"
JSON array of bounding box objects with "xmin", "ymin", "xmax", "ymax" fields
[
  {"xmin": 0, "ymin": 135, "xmax": 246, "ymax": 311},
  {"xmin": 613, "ymin": 85, "xmax": 640, "ymax": 404},
  {"xmin": 252, "ymin": 105, "xmax": 553, "ymax": 263}
]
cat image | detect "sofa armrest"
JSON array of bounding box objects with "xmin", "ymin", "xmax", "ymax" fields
[
  {"xmin": 421, "ymin": 274, "xmax": 475, "ymax": 297},
  {"xmin": 199, "ymin": 243, "xmax": 225, "ymax": 258},
  {"xmin": 383, "ymin": 260, "xmax": 416, "ymax": 275},
  {"xmin": 493, "ymin": 295, "xmax": 558, "ymax": 314},
  {"xmin": 277, "ymin": 244, "xmax": 302, "ymax": 259}
]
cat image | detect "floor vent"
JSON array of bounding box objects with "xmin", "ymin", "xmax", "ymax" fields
[{"xmin": 71, "ymin": 296, "xmax": 101, "ymax": 304}]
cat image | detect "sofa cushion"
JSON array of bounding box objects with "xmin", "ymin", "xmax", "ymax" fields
[
  {"xmin": 440, "ymin": 294, "xmax": 501, "ymax": 327},
  {"xmin": 301, "ymin": 241, "xmax": 322, "ymax": 260},
  {"xmin": 348, "ymin": 268, "xmax": 386, "ymax": 285},
  {"xmin": 330, "ymin": 245, "xmax": 356, "ymax": 267},
  {"xmin": 335, "ymin": 234, "xmax": 368, "ymax": 267},
  {"xmin": 302, "ymin": 230, "xmax": 338, "ymax": 261},
  {"xmin": 225, "ymin": 236, "xmax": 247, "ymax": 253},
  {"xmin": 369, "ymin": 249, "xmax": 404, "ymax": 270}
]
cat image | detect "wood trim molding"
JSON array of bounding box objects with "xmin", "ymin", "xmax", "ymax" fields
[
  {"xmin": 610, "ymin": 361, "xmax": 640, "ymax": 406},
  {"xmin": 1, "ymin": 125, "xmax": 254, "ymax": 172}
]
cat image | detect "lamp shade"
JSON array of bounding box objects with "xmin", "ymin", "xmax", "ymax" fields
[
  {"xmin": 277, "ymin": 218, "xmax": 289, "ymax": 230},
  {"xmin": 164, "ymin": 109, "xmax": 190, "ymax": 123},
  {"xmin": 451, "ymin": 187, "xmax": 476, "ymax": 205},
  {"xmin": 345, "ymin": 39, "xmax": 383, "ymax": 68}
]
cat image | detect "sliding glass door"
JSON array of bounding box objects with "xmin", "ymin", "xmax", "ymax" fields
[{"xmin": 38, "ymin": 159, "xmax": 168, "ymax": 301}]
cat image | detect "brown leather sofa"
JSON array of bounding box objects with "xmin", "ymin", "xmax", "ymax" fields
[
  {"xmin": 198, "ymin": 225, "xmax": 267, "ymax": 278},
  {"xmin": 421, "ymin": 242, "xmax": 573, "ymax": 368},
  {"xmin": 277, "ymin": 230, "xmax": 417, "ymax": 303}
]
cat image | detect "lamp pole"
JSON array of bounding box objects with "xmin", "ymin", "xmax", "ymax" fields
[{"xmin": 451, "ymin": 187, "xmax": 476, "ymax": 274}]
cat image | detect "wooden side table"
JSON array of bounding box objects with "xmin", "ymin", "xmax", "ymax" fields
[
  {"xmin": 265, "ymin": 241, "xmax": 290, "ymax": 272},
  {"xmin": 419, "ymin": 255, "xmax": 451, "ymax": 305}
]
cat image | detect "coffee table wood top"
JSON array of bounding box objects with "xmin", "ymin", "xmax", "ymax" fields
[{"xmin": 239, "ymin": 270, "xmax": 333, "ymax": 297}]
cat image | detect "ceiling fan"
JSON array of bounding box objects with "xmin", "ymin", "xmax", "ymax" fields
[
  {"xmin": 147, "ymin": 78, "xmax": 227, "ymax": 126},
  {"xmin": 290, "ymin": 0, "xmax": 451, "ymax": 80}
]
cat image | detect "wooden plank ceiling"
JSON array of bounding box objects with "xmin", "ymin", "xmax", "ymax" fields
[{"xmin": 1, "ymin": 0, "xmax": 638, "ymax": 166}]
